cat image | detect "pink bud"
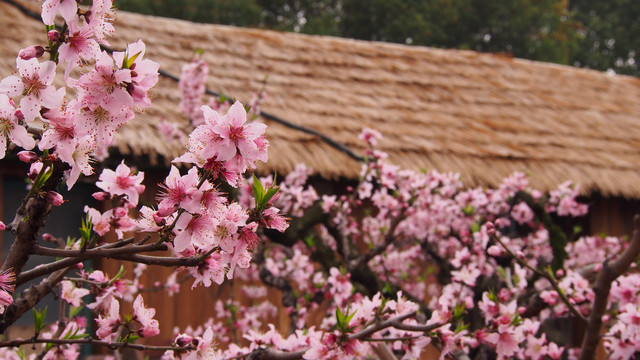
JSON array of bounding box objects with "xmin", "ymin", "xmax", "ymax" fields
[
  {"xmin": 18, "ymin": 45, "xmax": 45, "ymax": 60},
  {"xmin": 154, "ymin": 281, "xmax": 161, "ymax": 288},
  {"xmin": 175, "ymin": 334, "xmax": 194, "ymax": 347},
  {"xmin": 602, "ymin": 314, "xmax": 610, "ymax": 323},
  {"xmin": 113, "ymin": 207, "xmax": 127, "ymax": 217},
  {"xmin": 152, "ymin": 213, "xmax": 166, "ymax": 226},
  {"xmin": 0, "ymin": 221, "xmax": 5, "ymax": 231},
  {"xmin": 92, "ymin": 191, "xmax": 110, "ymax": 201},
  {"xmin": 48, "ymin": 30, "xmax": 60, "ymax": 42},
  {"xmin": 42, "ymin": 233, "xmax": 56, "ymax": 242},
  {"xmin": 14, "ymin": 109, "xmax": 24, "ymax": 121},
  {"xmin": 156, "ymin": 205, "xmax": 177, "ymax": 218},
  {"xmin": 594, "ymin": 263, "xmax": 602, "ymax": 272},
  {"xmin": 487, "ymin": 245, "xmax": 504, "ymax": 257},
  {"xmin": 518, "ymin": 306, "xmax": 527, "ymax": 315},
  {"xmin": 74, "ymin": 262, "xmax": 84, "ymax": 269},
  {"xmin": 498, "ymin": 288, "xmax": 511, "ymax": 302},
  {"xmin": 28, "ymin": 162, "xmax": 43, "ymax": 181},
  {"xmin": 17, "ymin": 151, "xmax": 38, "ymax": 163},
  {"xmin": 555, "ymin": 269, "xmax": 565, "ymax": 278},
  {"xmin": 46, "ymin": 191, "xmax": 64, "ymax": 206}
]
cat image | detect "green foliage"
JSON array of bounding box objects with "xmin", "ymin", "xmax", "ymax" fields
[
  {"xmin": 335, "ymin": 305, "xmax": 356, "ymax": 333},
  {"xmin": 32, "ymin": 306, "xmax": 47, "ymax": 336},
  {"xmin": 114, "ymin": 0, "xmax": 262, "ymax": 26},
  {"xmin": 251, "ymin": 175, "xmax": 279, "ymax": 210},
  {"xmin": 569, "ymin": 0, "xmax": 640, "ymax": 75},
  {"xmin": 115, "ymin": 0, "xmax": 638, "ymax": 76}
]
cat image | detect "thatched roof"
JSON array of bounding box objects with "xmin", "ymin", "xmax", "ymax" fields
[{"xmin": 2, "ymin": 0, "xmax": 640, "ymax": 198}]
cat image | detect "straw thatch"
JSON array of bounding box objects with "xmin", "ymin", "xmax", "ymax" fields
[{"xmin": 2, "ymin": 0, "xmax": 640, "ymax": 198}]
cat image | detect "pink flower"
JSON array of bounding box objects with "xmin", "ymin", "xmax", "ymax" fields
[
  {"xmin": 60, "ymin": 281, "xmax": 89, "ymax": 307},
  {"xmin": 157, "ymin": 166, "xmax": 203, "ymax": 215},
  {"xmin": 0, "ymin": 57, "xmax": 64, "ymax": 122},
  {"xmin": 132, "ymin": 295, "xmax": 160, "ymax": 338},
  {"xmin": 41, "ymin": 0, "xmax": 78, "ymax": 25},
  {"xmin": 96, "ymin": 161, "xmax": 145, "ymax": 206},
  {"xmin": 84, "ymin": 206, "xmax": 111, "ymax": 236},
  {"xmin": 95, "ymin": 298, "xmax": 121, "ymax": 343},
  {"xmin": 63, "ymin": 135, "xmax": 95, "ymax": 189},
  {"xmin": 358, "ymin": 128, "xmax": 382, "ymax": 146},
  {"xmin": 189, "ymin": 252, "xmax": 226, "ymax": 288},
  {"xmin": 58, "ymin": 19, "xmax": 101, "ymax": 76},
  {"xmin": 111, "ymin": 40, "xmax": 159, "ymax": 109},
  {"xmin": 511, "ymin": 202, "xmax": 534, "ymax": 225},
  {"xmin": 0, "ymin": 94, "xmax": 35, "ymax": 159},
  {"xmin": 39, "ymin": 107, "xmax": 77, "ymax": 164}
]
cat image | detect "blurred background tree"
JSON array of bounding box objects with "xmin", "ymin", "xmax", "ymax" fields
[{"xmin": 113, "ymin": 0, "xmax": 638, "ymax": 76}]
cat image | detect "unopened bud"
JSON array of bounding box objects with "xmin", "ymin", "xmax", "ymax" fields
[
  {"xmin": 175, "ymin": 334, "xmax": 194, "ymax": 347},
  {"xmin": 0, "ymin": 221, "xmax": 5, "ymax": 231},
  {"xmin": 46, "ymin": 191, "xmax": 64, "ymax": 206},
  {"xmin": 14, "ymin": 109, "xmax": 24, "ymax": 121},
  {"xmin": 28, "ymin": 161, "xmax": 43, "ymax": 181},
  {"xmin": 17, "ymin": 151, "xmax": 38, "ymax": 163},
  {"xmin": 18, "ymin": 45, "xmax": 45, "ymax": 60},
  {"xmin": 152, "ymin": 213, "xmax": 166, "ymax": 226},
  {"xmin": 74, "ymin": 262, "xmax": 84, "ymax": 269},
  {"xmin": 518, "ymin": 306, "xmax": 527, "ymax": 315},
  {"xmin": 42, "ymin": 233, "xmax": 56, "ymax": 242},
  {"xmin": 555, "ymin": 269, "xmax": 565, "ymax": 278},
  {"xmin": 92, "ymin": 191, "xmax": 110, "ymax": 201},
  {"xmin": 48, "ymin": 30, "xmax": 60, "ymax": 42}
]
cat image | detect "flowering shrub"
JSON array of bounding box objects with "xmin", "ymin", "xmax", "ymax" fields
[{"xmin": 0, "ymin": 1, "xmax": 639, "ymax": 360}]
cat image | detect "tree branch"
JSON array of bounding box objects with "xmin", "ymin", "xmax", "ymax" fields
[
  {"xmin": 0, "ymin": 267, "xmax": 68, "ymax": 333},
  {"xmin": 0, "ymin": 336, "xmax": 194, "ymax": 352},
  {"xmin": 578, "ymin": 215, "xmax": 640, "ymax": 360}
]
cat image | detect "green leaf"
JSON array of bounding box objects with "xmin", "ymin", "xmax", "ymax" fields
[
  {"xmin": 110, "ymin": 265, "xmax": 126, "ymax": 284},
  {"xmin": 122, "ymin": 51, "xmax": 142, "ymax": 69},
  {"xmin": 33, "ymin": 306, "xmax": 47, "ymax": 334},
  {"xmin": 252, "ymin": 175, "xmax": 265, "ymax": 206}
]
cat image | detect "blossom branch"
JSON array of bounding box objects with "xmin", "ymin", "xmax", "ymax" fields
[
  {"xmin": 0, "ymin": 336, "xmax": 194, "ymax": 352},
  {"xmin": 492, "ymin": 233, "xmax": 587, "ymax": 324},
  {"xmin": 0, "ymin": 267, "xmax": 69, "ymax": 333},
  {"xmin": 349, "ymin": 212, "xmax": 404, "ymax": 271},
  {"xmin": 578, "ymin": 215, "xmax": 640, "ymax": 360}
]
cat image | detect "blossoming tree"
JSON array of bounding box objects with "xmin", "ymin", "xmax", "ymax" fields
[{"xmin": 1, "ymin": 1, "xmax": 640, "ymax": 360}]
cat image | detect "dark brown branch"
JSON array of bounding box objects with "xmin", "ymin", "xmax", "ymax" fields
[
  {"xmin": 579, "ymin": 215, "xmax": 640, "ymax": 360},
  {"xmin": 0, "ymin": 267, "xmax": 68, "ymax": 334},
  {"xmin": 18, "ymin": 242, "xmax": 169, "ymax": 286},
  {"xmin": 349, "ymin": 213, "xmax": 404, "ymax": 271},
  {"xmin": 239, "ymin": 311, "xmax": 435, "ymax": 360},
  {"xmin": 0, "ymin": 336, "xmax": 194, "ymax": 352}
]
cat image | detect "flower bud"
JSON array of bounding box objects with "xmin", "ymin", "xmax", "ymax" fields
[
  {"xmin": 18, "ymin": 45, "xmax": 45, "ymax": 60},
  {"xmin": 48, "ymin": 30, "xmax": 60, "ymax": 42},
  {"xmin": 175, "ymin": 334, "xmax": 194, "ymax": 347},
  {"xmin": 14, "ymin": 109, "xmax": 24, "ymax": 121},
  {"xmin": 0, "ymin": 221, "xmax": 5, "ymax": 231},
  {"xmin": 28, "ymin": 161, "xmax": 43, "ymax": 181},
  {"xmin": 555, "ymin": 269, "xmax": 565, "ymax": 278},
  {"xmin": 152, "ymin": 213, "xmax": 166, "ymax": 226},
  {"xmin": 92, "ymin": 191, "xmax": 110, "ymax": 201},
  {"xmin": 17, "ymin": 151, "xmax": 38, "ymax": 163},
  {"xmin": 46, "ymin": 191, "xmax": 64, "ymax": 206},
  {"xmin": 42, "ymin": 233, "xmax": 56, "ymax": 242}
]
